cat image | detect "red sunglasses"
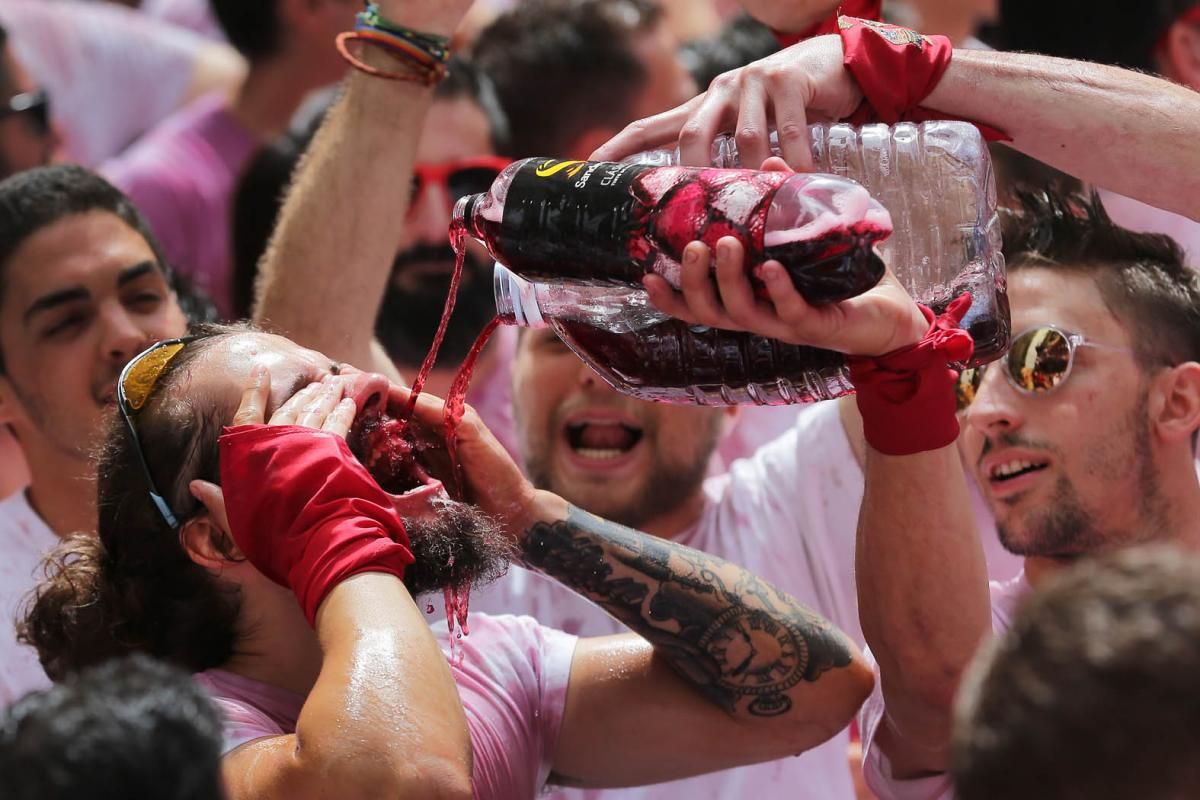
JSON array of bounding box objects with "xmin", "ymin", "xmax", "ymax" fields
[{"xmin": 411, "ymin": 156, "xmax": 512, "ymax": 204}]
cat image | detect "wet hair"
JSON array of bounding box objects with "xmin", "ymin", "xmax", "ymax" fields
[
  {"xmin": 473, "ymin": 0, "xmax": 664, "ymax": 157},
  {"xmin": 952, "ymin": 546, "xmax": 1200, "ymax": 800},
  {"xmin": 209, "ymin": 0, "xmax": 281, "ymax": 61},
  {"xmin": 20, "ymin": 323, "xmax": 511, "ymax": 677},
  {"xmin": 0, "ymin": 654, "xmax": 224, "ymax": 800},
  {"xmin": 1001, "ymin": 189, "xmax": 1200, "ymax": 369},
  {"xmin": 680, "ymin": 13, "xmax": 779, "ymax": 91},
  {"xmin": 980, "ymin": 1, "xmax": 1196, "ymax": 73},
  {"xmin": 231, "ymin": 57, "xmax": 507, "ymax": 319},
  {"xmin": 0, "ymin": 166, "xmax": 175, "ymax": 372}
]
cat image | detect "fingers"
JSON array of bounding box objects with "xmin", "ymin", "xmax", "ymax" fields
[
  {"xmin": 322, "ymin": 398, "xmax": 357, "ymax": 439},
  {"xmin": 231, "ymin": 366, "xmax": 270, "ymax": 427},
  {"xmin": 189, "ymin": 479, "xmax": 230, "ymax": 535},
  {"xmin": 590, "ymin": 98, "xmax": 700, "ymax": 162},
  {"xmin": 294, "ymin": 380, "xmax": 346, "ymax": 430},
  {"xmin": 733, "ymin": 76, "xmax": 772, "ymax": 170},
  {"xmin": 269, "ymin": 381, "xmax": 321, "ymax": 426},
  {"xmin": 766, "ymin": 71, "xmax": 815, "ymax": 172}
]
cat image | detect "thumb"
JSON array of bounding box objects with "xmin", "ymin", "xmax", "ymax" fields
[{"xmin": 189, "ymin": 479, "xmax": 231, "ymax": 536}]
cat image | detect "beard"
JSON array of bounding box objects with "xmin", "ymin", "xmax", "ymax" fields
[
  {"xmin": 523, "ymin": 413, "xmax": 722, "ymax": 530},
  {"xmin": 996, "ymin": 396, "xmax": 1166, "ymax": 558},
  {"xmin": 401, "ymin": 498, "xmax": 514, "ymax": 599},
  {"xmin": 376, "ymin": 247, "xmax": 497, "ymax": 368}
]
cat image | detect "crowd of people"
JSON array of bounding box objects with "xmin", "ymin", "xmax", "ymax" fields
[{"xmin": 0, "ymin": 1, "xmax": 1198, "ymax": 798}]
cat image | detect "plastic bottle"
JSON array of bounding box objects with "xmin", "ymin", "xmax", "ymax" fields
[
  {"xmin": 495, "ymin": 265, "xmax": 855, "ymax": 404},
  {"xmin": 632, "ymin": 121, "xmax": 1009, "ymax": 362},
  {"xmin": 453, "ymin": 159, "xmax": 893, "ymax": 305}
]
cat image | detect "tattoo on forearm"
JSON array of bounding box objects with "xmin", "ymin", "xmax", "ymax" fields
[{"xmin": 522, "ymin": 507, "xmax": 853, "ymax": 717}]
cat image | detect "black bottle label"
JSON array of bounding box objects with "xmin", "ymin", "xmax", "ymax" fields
[{"xmin": 499, "ymin": 159, "xmax": 655, "ymax": 284}]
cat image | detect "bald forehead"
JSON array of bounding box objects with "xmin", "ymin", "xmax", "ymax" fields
[{"xmin": 193, "ymin": 332, "xmax": 336, "ymax": 415}]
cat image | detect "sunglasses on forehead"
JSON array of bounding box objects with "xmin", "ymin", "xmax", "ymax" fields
[
  {"xmin": 411, "ymin": 156, "xmax": 511, "ymax": 205},
  {"xmin": 956, "ymin": 325, "xmax": 1134, "ymax": 410},
  {"xmin": 0, "ymin": 88, "xmax": 51, "ymax": 137},
  {"xmin": 116, "ymin": 336, "xmax": 201, "ymax": 529}
]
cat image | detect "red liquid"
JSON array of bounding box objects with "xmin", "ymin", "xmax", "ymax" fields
[
  {"xmin": 472, "ymin": 210, "xmax": 888, "ymax": 305},
  {"xmin": 400, "ymin": 229, "xmax": 469, "ymax": 421},
  {"xmin": 441, "ymin": 316, "xmax": 503, "ymax": 498}
]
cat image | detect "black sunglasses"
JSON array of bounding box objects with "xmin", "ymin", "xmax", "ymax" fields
[
  {"xmin": 0, "ymin": 88, "xmax": 51, "ymax": 137},
  {"xmin": 116, "ymin": 337, "xmax": 200, "ymax": 529}
]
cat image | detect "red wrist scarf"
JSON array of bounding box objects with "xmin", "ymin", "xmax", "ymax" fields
[{"xmin": 219, "ymin": 425, "xmax": 415, "ymax": 625}]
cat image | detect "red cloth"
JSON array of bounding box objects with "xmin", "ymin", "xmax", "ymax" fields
[
  {"xmin": 219, "ymin": 424, "xmax": 415, "ymax": 625},
  {"xmin": 774, "ymin": 0, "xmax": 882, "ymax": 46},
  {"xmin": 847, "ymin": 294, "xmax": 974, "ymax": 456},
  {"xmin": 838, "ymin": 15, "xmax": 1010, "ymax": 142}
]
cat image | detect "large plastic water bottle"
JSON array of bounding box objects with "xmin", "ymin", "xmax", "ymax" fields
[
  {"xmin": 453, "ymin": 159, "xmax": 894, "ymax": 305},
  {"xmin": 633, "ymin": 120, "xmax": 1009, "ymax": 362},
  {"xmin": 494, "ymin": 265, "xmax": 855, "ymax": 404}
]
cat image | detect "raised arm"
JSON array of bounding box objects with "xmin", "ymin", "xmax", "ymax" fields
[
  {"xmin": 224, "ymin": 576, "xmax": 473, "ymax": 800},
  {"xmin": 253, "ymin": 1, "xmax": 471, "ymax": 378},
  {"xmin": 593, "ymin": 35, "xmax": 1200, "ymax": 220}
]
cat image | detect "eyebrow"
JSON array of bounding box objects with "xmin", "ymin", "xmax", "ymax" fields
[{"xmin": 23, "ymin": 261, "xmax": 160, "ymax": 324}]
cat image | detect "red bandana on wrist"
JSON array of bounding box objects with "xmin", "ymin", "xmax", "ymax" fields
[
  {"xmin": 838, "ymin": 15, "xmax": 1010, "ymax": 142},
  {"xmin": 847, "ymin": 294, "xmax": 975, "ymax": 456}
]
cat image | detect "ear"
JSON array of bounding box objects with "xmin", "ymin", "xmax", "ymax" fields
[
  {"xmin": 181, "ymin": 480, "xmax": 242, "ymax": 569},
  {"xmin": 1161, "ymin": 21, "xmax": 1200, "ymax": 89},
  {"xmin": 1150, "ymin": 362, "xmax": 1200, "ymax": 446}
]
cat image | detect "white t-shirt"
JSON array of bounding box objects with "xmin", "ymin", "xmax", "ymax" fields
[
  {"xmin": 197, "ymin": 613, "xmax": 577, "ymax": 800},
  {"xmin": 0, "ymin": 491, "xmax": 56, "ymax": 707},
  {"xmin": 858, "ymin": 573, "xmax": 1032, "ymax": 800},
  {"xmin": 473, "ymin": 400, "xmax": 867, "ymax": 799}
]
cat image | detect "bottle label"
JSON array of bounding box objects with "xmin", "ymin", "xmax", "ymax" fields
[{"xmin": 499, "ymin": 159, "xmax": 656, "ymax": 284}]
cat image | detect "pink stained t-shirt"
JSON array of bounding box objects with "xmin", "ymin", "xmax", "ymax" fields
[
  {"xmin": 195, "ymin": 613, "xmax": 577, "ymax": 800},
  {"xmin": 0, "ymin": 491, "xmax": 58, "ymax": 708},
  {"xmin": 102, "ymin": 92, "xmax": 259, "ymax": 318},
  {"xmin": 858, "ymin": 573, "xmax": 1032, "ymax": 800}
]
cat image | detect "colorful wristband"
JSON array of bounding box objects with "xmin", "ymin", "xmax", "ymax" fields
[
  {"xmin": 838, "ymin": 15, "xmax": 1010, "ymax": 142},
  {"xmin": 847, "ymin": 293, "xmax": 975, "ymax": 456}
]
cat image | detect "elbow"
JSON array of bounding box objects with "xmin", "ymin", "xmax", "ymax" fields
[{"xmin": 809, "ymin": 652, "xmax": 876, "ymax": 742}]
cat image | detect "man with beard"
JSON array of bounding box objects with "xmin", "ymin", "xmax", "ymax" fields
[
  {"xmin": 237, "ymin": 55, "xmax": 519, "ymax": 456},
  {"xmin": 19, "ymin": 324, "xmax": 874, "ymax": 797},
  {"xmin": 0, "ymin": 164, "xmax": 191, "ymax": 705}
]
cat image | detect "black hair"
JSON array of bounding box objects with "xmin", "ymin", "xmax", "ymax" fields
[
  {"xmin": 473, "ymin": 0, "xmax": 664, "ymax": 157},
  {"xmin": 680, "ymin": 13, "xmax": 780, "ymax": 91},
  {"xmin": 0, "ymin": 165, "xmax": 175, "ymax": 371},
  {"xmin": 0, "ymin": 654, "xmax": 224, "ymax": 800},
  {"xmin": 953, "ymin": 546, "xmax": 1200, "ymax": 800},
  {"xmin": 1001, "ymin": 189, "xmax": 1200, "ymax": 369},
  {"xmin": 209, "ymin": 0, "xmax": 281, "ymax": 61},
  {"xmin": 980, "ymin": 1, "xmax": 1196, "ymax": 73}
]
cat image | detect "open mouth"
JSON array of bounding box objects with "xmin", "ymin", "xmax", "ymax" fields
[
  {"xmin": 989, "ymin": 459, "xmax": 1049, "ymax": 483},
  {"xmin": 563, "ymin": 418, "xmax": 645, "ymax": 462},
  {"xmin": 347, "ymin": 382, "xmax": 457, "ymax": 498}
]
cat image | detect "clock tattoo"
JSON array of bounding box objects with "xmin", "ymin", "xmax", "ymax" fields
[{"xmin": 699, "ymin": 607, "xmax": 808, "ymax": 715}]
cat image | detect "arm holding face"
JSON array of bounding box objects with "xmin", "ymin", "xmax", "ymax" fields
[{"xmin": 193, "ymin": 373, "xmax": 474, "ymax": 800}]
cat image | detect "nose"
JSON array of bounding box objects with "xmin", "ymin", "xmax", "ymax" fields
[
  {"xmin": 409, "ymin": 183, "xmax": 454, "ymax": 246},
  {"xmin": 964, "ymin": 363, "xmax": 1025, "ymax": 437},
  {"xmin": 99, "ymin": 305, "xmax": 155, "ymax": 367}
]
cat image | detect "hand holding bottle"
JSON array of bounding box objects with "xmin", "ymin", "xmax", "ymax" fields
[{"xmin": 644, "ymin": 232, "xmax": 929, "ymax": 357}]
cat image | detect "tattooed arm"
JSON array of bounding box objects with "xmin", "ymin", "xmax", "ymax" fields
[
  {"xmin": 525, "ymin": 499, "xmax": 875, "ymax": 788},
  {"xmin": 396, "ymin": 387, "xmax": 874, "ymax": 787}
]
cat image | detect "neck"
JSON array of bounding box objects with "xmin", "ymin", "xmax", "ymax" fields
[
  {"xmin": 23, "ymin": 450, "xmax": 96, "ymax": 538},
  {"xmin": 223, "ymin": 587, "xmax": 323, "ymax": 696},
  {"xmin": 638, "ymin": 487, "xmax": 707, "ymax": 540},
  {"xmin": 230, "ymin": 56, "xmax": 332, "ymax": 140}
]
